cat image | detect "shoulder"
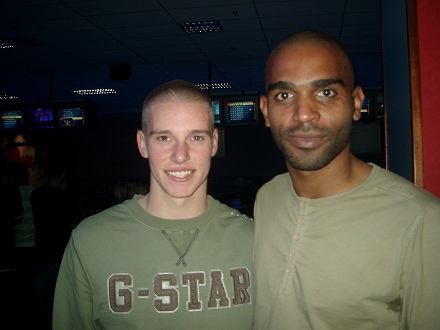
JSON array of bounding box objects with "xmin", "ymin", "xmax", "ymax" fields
[
  {"xmin": 256, "ymin": 172, "xmax": 291, "ymax": 198},
  {"xmin": 218, "ymin": 201, "xmax": 253, "ymax": 221},
  {"xmin": 73, "ymin": 203, "xmax": 129, "ymax": 235},
  {"xmin": 208, "ymin": 197, "xmax": 254, "ymax": 229},
  {"xmin": 369, "ymin": 164, "xmax": 440, "ymax": 211}
]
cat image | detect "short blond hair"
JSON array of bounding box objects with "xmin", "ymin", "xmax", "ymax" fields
[{"xmin": 141, "ymin": 80, "xmax": 214, "ymax": 132}]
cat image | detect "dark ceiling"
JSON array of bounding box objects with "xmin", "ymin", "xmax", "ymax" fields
[{"xmin": 0, "ymin": 0, "xmax": 382, "ymax": 116}]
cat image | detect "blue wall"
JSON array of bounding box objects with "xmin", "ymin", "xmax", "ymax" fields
[{"xmin": 381, "ymin": 0, "xmax": 414, "ymax": 181}]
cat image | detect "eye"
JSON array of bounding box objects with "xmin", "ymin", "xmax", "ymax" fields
[
  {"xmin": 157, "ymin": 136, "xmax": 171, "ymax": 142},
  {"xmin": 192, "ymin": 135, "xmax": 205, "ymax": 141},
  {"xmin": 317, "ymin": 89, "xmax": 336, "ymax": 97},
  {"xmin": 275, "ymin": 92, "xmax": 292, "ymax": 101}
]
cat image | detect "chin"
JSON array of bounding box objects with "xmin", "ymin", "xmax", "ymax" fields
[{"xmin": 167, "ymin": 189, "xmax": 198, "ymax": 199}]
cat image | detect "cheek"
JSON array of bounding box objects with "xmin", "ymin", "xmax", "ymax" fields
[
  {"xmin": 199, "ymin": 147, "xmax": 214, "ymax": 160},
  {"xmin": 267, "ymin": 112, "xmax": 288, "ymax": 130},
  {"xmin": 146, "ymin": 145, "xmax": 170, "ymax": 162},
  {"xmin": 194, "ymin": 147, "xmax": 214, "ymax": 165}
]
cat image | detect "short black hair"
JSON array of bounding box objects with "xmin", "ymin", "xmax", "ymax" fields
[{"xmin": 266, "ymin": 30, "xmax": 355, "ymax": 89}]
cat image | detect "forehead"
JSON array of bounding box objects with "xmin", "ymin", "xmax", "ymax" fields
[
  {"xmin": 266, "ymin": 44, "xmax": 349, "ymax": 87},
  {"xmin": 146, "ymin": 101, "xmax": 212, "ymax": 128}
]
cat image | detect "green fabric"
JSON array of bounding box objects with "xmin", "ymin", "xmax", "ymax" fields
[
  {"xmin": 53, "ymin": 195, "xmax": 254, "ymax": 329},
  {"xmin": 15, "ymin": 185, "xmax": 35, "ymax": 247},
  {"xmin": 253, "ymin": 164, "xmax": 440, "ymax": 329}
]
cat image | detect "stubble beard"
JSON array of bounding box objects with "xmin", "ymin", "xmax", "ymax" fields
[{"xmin": 273, "ymin": 124, "xmax": 352, "ymax": 171}]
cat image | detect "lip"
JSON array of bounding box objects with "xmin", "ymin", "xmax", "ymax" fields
[
  {"xmin": 166, "ymin": 170, "xmax": 194, "ymax": 179},
  {"xmin": 290, "ymin": 133, "xmax": 325, "ymax": 149}
]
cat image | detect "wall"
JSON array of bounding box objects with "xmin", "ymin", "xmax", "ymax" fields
[
  {"xmin": 381, "ymin": 0, "xmax": 440, "ymax": 197},
  {"xmin": 1, "ymin": 104, "xmax": 386, "ymax": 216},
  {"xmin": 58, "ymin": 113, "xmax": 287, "ymax": 180},
  {"xmin": 417, "ymin": 0, "xmax": 440, "ymax": 197},
  {"xmin": 381, "ymin": 0, "xmax": 414, "ymax": 181},
  {"xmin": 2, "ymin": 111, "xmax": 386, "ymax": 185}
]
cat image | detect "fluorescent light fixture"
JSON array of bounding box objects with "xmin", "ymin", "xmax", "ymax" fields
[
  {"xmin": 0, "ymin": 94, "xmax": 18, "ymax": 99},
  {"xmin": 197, "ymin": 83, "xmax": 232, "ymax": 90},
  {"xmin": 0, "ymin": 40, "xmax": 14, "ymax": 49},
  {"xmin": 180, "ymin": 21, "xmax": 224, "ymax": 34},
  {"xmin": 72, "ymin": 88, "xmax": 117, "ymax": 95}
]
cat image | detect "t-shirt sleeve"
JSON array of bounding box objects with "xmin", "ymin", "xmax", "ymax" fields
[
  {"xmin": 53, "ymin": 234, "xmax": 99, "ymax": 330},
  {"xmin": 400, "ymin": 205, "xmax": 440, "ymax": 328}
]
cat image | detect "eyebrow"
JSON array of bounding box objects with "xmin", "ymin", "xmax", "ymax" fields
[
  {"xmin": 149, "ymin": 129, "xmax": 171, "ymax": 137},
  {"xmin": 190, "ymin": 129, "xmax": 212, "ymax": 136},
  {"xmin": 267, "ymin": 78, "xmax": 345, "ymax": 92},
  {"xmin": 312, "ymin": 78, "xmax": 345, "ymax": 88},
  {"xmin": 148, "ymin": 129, "xmax": 211, "ymax": 137}
]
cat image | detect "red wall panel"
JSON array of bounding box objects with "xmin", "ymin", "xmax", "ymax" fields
[{"xmin": 417, "ymin": 0, "xmax": 440, "ymax": 197}]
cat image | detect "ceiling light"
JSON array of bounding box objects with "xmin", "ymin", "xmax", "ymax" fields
[
  {"xmin": 0, "ymin": 94, "xmax": 18, "ymax": 99},
  {"xmin": 72, "ymin": 88, "xmax": 117, "ymax": 95},
  {"xmin": 180, "ymin": 21, "xmax": 224, "ymax": 34},
  {"xmin": 0, "ymin": 40, "xmax": 14, "ymax": 49},
  {"xmin": 197, "ymin": 83, "xmax": 232, "ymax": 90}
]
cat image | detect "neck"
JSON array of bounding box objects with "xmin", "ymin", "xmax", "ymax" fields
[
  {"xmin": 287, "ymin": 152, "xmax": 372, "ymax": 199},
  {"xmin": 139, "ymin": 191, "xmax": 209, "ymax": 220}
]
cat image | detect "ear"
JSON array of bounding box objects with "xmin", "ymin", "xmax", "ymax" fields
[
  {"xmin": 352, "ymin": 86, "xmax": 364, "ymax": 122},
  {"xmin": 136, "ymin": 129, "xmax": 148, "ymax": 159},
  {"xmin": 210, "ymin": 128, "xmax": 219, "ymax": 157},
  {"xmin": 260, "ymin": 95, "xmax": 271, "ymax": 127}
]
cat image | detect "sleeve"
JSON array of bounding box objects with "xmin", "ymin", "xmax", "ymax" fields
[
  {"xmin": 13, "ymin": 187, "xmax": 24, "ymax": 223},
  {"xmin": 0, "ymin": 186, "xmax": 23, "ymax": 223},
  {"xmin": 53, "ymin": 234, "xmax": 99, "ymax": 330},
  {"xmin": 401, "ymin": 206, "xmax": 440, "ymax": 328}
]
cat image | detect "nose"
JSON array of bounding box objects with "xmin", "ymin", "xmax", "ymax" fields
[
  {"xmin": 171, "ymin": 140, "xmax": 190, "ymax": 163},
  {"xmin": 292, "ymin": 94, "xmax": 319, "ymax": 123}
]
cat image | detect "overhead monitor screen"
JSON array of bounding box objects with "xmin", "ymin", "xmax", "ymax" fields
[
  {"xmin": 59, "ymin": 107, "xmax": 86, "ymax": 128},
  {"xmin": 224, "ymin": 95, "xmax": 259, "ymax": 126},
  {"xmin": 27, "ymin": 107, "xmax": 54, "ymax": 129},
  {"xmin": 1, "ymin": 110, "xmax": 24, "ymax": 129}
]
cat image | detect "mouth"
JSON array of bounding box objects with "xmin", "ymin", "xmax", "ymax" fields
[
  {"xmin": 292, "ymin": 136, "xmax": 322, "ymax": 148},
  {"xmin": 289, "ymin": 133, "xmax": 326, "ymax": 149},
  {"xmin": 166, "ymin": 170, "xmax": 193, "ymax": 178}
]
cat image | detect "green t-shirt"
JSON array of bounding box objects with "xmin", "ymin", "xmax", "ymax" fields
[
  {"xmin": 53, "ymin": 195, "xmax": 254, "ymax": 329},
  {"xmin": 253, "ymin": 164, "xmax": 440, "ymax": 329}
]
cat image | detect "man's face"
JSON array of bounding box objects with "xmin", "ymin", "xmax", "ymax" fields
[
  {"xmin": 137, "ymin": 101, "xmax": 218, "ymax": 200},
  {"xmin": 260, "ymin": 43, "xmax": 364, "ymax": 171}
]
